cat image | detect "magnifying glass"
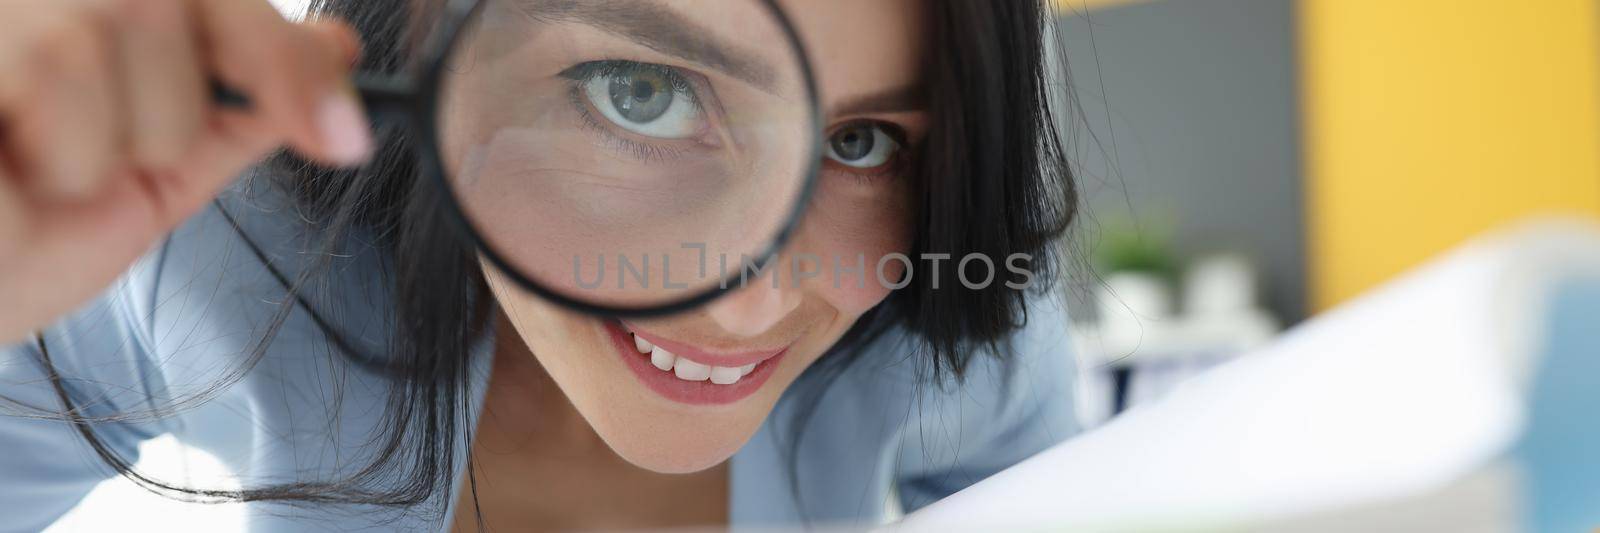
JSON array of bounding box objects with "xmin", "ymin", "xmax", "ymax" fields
[{"xmin": 220, "ymin": 0, "xmax": 821, "ymax": 317}]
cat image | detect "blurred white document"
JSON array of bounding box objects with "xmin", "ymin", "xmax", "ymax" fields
[{"xmin": 902, "ymin": 218, "xmax": 1600, "ymax": 530}]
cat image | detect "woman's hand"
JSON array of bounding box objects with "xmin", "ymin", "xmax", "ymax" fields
[{"xmin": 0, "ymin": 0, "xmax": 370, "ymax": 344}]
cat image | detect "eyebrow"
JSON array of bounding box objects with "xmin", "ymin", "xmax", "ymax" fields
[
  {"xmin": 830, "ymin": 84, "xmax": 928, "ymax": 116},
  {"xmin": 516, "ymin": 0, "xmax": 780, "ymax": 91}
]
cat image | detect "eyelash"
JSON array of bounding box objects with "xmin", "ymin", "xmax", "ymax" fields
[
  {"xmin": 825, "ymin": 120, "xmax": 910, "ymax": 182},
  {"xmin": 559, "ymin": 60, "xmax": 913, "ymax": 179},
  {"xmin": 560, "ymin": 60, "xmax": 697, "ymax": 162}
]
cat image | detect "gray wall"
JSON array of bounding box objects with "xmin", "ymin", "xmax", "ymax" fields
[{"xmin": 1053, "ymin": 0, "xmax": 1307, "ymax": 322}]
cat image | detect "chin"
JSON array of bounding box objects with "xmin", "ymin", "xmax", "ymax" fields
[{"xmin": 590, "ymin": 405, "xmax": 766, "ymax": 474}]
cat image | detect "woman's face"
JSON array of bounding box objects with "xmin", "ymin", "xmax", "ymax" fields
[{"xmin": 441, "ymin": 0, "xmax": 927, "ymax": 473}]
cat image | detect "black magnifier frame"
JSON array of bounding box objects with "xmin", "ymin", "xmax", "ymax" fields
[{"xmin": 221, "ymin": 0, "xmax": 823, "ymax": 319}]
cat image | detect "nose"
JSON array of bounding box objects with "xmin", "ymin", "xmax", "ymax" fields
[{"xmin": 705, "ymin": 266, "xmax": 803, "ymax": 337}]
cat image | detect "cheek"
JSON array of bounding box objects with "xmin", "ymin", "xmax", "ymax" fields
[
  {"xmin": 792, "ymin": 175, "xmax": 915, "ymax": 314},
  {"xmin": 484, "ymin": 267, "xmax": 592, "ymax": 373}
]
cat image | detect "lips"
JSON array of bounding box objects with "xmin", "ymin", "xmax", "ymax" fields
[
  {"xmin": 603, "ymin": 320, "xmax": 789, "ymax": 405},
  {"xmin": 635, "ymin": 331, "xmax": 757, "ymax": 384}
]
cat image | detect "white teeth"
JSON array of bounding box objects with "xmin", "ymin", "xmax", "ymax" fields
[
  {"xmin": 673, "ymin": 357, "xmax": 711, "ymax": 381},
  {"xmin": 709, "ymin": 366, "xmax": 742, "ymax": 385},
  {"xmin": 650, "ymin": 346, "xmax": 676, "ymax": 371},
  {"xmin": 631, "ymin": 332, "xmax": 758, "ymax": 385}
]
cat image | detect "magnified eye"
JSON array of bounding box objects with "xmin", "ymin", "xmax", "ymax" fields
[
  {"xmin": 571, "ymin": 61, "xmax": 703, "ymax": 139},
  {"xmin": 825, "ymin": 123, "xmax": 900, "ymax": 169}
]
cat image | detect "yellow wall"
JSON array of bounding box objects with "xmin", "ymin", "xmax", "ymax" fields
[
  {"xmin": 1050, "ymin": 0, "xmax": 1154, "ymax": 13},
  {"xmin": 1300, "ymin": 0, "xmax": 1600, "ymax": 310}
]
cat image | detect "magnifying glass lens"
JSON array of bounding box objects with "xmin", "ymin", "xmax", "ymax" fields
[{"xmin": 434, "ymin": 0, "xmax": 814, "ymax": 310}]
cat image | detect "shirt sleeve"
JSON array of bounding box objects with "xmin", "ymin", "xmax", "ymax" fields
[
  {"xmin": 893, "ymin": 295, "xmax": 1082, "ymax": 513},
  {"xmin": 0, "ymin": 251, "xmax": 171, "ymax": 533}
]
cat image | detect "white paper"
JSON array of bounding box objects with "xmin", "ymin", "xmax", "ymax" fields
[{"xmin": 900, "ymin": 218, "xmax": 1600, "ymax": 530}]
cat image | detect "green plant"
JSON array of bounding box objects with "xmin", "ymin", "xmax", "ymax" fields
[{"xmin": 1094, "ymin": 221, "xmax": 1180, "ymax": 280}]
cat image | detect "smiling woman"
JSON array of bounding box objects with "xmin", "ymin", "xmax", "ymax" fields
[{"xmin": 0, "ymin": 0, "xmax": 1079, "ymax": 531}]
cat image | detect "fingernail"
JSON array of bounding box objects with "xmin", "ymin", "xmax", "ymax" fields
[{"xmin": 316, "ymin": 90, "xmax": 372, "ymax": 166}]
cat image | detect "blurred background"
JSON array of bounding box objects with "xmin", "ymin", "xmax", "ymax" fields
[
  {"xmin": 1058, "ymin": 0, "xmax": 1600, "ymax": 424},
  {"xmin": 48, "ymin": 0, "xmax": 1600, "ymax": 530}
]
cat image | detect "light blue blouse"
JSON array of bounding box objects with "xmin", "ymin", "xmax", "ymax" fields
[{"xmin": 0, "ymin": 179, "xmax": 1080, "ymax": 532}]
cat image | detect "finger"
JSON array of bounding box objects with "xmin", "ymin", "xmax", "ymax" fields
[
  {"xmin": 0, "ymin": 159, "xmax": 25, "ymax": 264},
  {"xmin": 0, "ymin": 4, "xmax": 31, "ymax": 115},
  {"xmin": 305, "ymin": 18, "xmax": 363, "ymax": 68},
  {"xmin": 5, "ymin": 4, "xmax": 121, "ymax": 199},
  {"xmin": 191, "ymin": 0, "xmax": 370, "ymax": 167},
  {"xmin": 112, "ymin": 0, "xmax": 206, "ymax": 169},
  {"xmin": 289, "ymin": 20, "xmax": 371, "ymax": 166},
  {"xmin": 145, "ymin": 110, "xmax": 282, "ymax": 227}
]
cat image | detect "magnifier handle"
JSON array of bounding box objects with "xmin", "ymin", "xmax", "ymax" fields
[
  {"xmin": 209, "ymin": 80, "xmax": 252, "ymax": 108},
  {"xmin": 210, "ymin": 74, "xmax": 411, "ymax": 123}
]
